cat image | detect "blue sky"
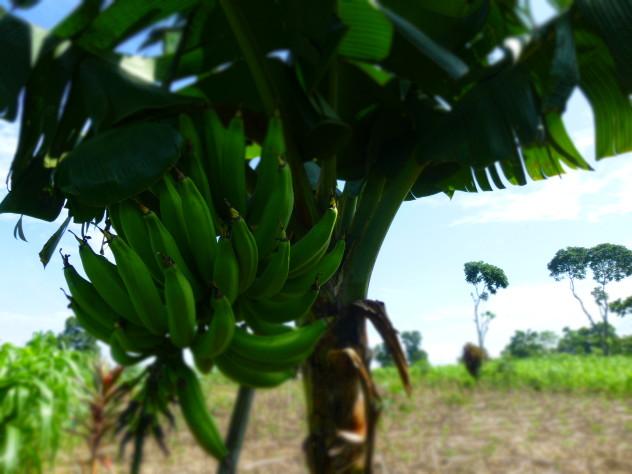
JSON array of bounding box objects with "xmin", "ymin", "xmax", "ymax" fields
[{"xmin": 1, "ymin": 1, "xmax": 631, "ymax": 364}]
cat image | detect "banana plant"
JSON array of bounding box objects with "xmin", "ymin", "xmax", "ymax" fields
[{"xmin": 1, "ymin": 1, "xmax": 631, "ymax": 472}]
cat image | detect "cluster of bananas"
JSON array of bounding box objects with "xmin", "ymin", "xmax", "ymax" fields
[{"xmin": 61, "ymin": 111, "xmax": 345, "ymax": 459}]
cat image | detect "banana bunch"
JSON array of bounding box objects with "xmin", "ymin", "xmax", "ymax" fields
[{"xmin": 61, "ymin": 110, "xmax": 345, "ymax": 460}]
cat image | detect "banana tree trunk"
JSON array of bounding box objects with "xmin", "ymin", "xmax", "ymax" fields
[{"xmin": 302, "ymin": 295, "xmax": 379, "ymax": 473}]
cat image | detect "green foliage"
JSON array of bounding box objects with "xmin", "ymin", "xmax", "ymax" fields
[
  {"xmin": 557, "ymin": 324, "xmax": 619, "ymax": 355},
  {"xmin": 548, "ymin": 243, "xmax": 632, "ymax": 354},
  {"xmin": 374, "ymin": 354, "xmax": 632, "ymax": 396},
  {"xmin": 0, "ymin": 333, "xmax": 93, "ymax": 473},
  {"xmin": 56, "ymin": 316, "xmax": 99, "ymax": 353},
  {"xmin": 609, "ymin": 295, "xmax": 632, "ymax": 317},
  {"xmin": 464, "ymin": 261, "xmax": 509, "ymax": 297},
  {"xmin": 503, "ymin": 329, "xmax": 558, "ymax": 358},
  {"xmin": 373, "ymin": 330, "xmax": 428, "ymax": 367}
]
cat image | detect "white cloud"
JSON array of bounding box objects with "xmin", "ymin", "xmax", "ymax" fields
[
  {"xmin": 369, "ymin": 279, "xmax": 632, "ymax": 365},
  {"xmin": 451, "ymin": 152, "xmax": 632, "ymax": 226},
  {"xmin": 0, "ymin": 310, "xmax": 68, "ymax": 346}
]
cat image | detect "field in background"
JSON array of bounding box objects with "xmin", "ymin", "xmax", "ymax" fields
[{"xmin": 56, "ymin": 356, "xmax": 632, "ymax": 473}]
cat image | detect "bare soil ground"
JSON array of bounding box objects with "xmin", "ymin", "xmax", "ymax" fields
[{"xmin": 57, "ymin": 381, "xmax": 632, "ymax": 474}]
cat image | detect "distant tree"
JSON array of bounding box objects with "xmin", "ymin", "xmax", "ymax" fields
[
  {"xmin": 615, "ymin": 335, "xmax": 632, "ymax": 355},
  {"xmin": 548, "ymin": 244, "xmax": 632, "ymax": 355},
  {"xmin": 372, "ymin": 343, "xmax": 393, "ymax": 368},
  {"xmin": 609, "ymin": 295, "xmax": 632, "ymax": 317},
  {"xmin": 57, "ymin": 317, "xmax": 99, "ymax": 353},
  {"xmin": 556, "ymin": 324, "xmax": 618, "ymax": 355},
  {"xmin": 372, "ymin": 330, "xmax": 428, "ymax": 367},
  {"xmin": 400, "ymin": 331, "xmax": 428, "ymax": 365},
  {"xmin": 464, "ymin": 261, "xmax": 509, "ymax": 352},
  {"xmin": 503, "ymin": 330, "xmax": 558, "ymax": 358}
]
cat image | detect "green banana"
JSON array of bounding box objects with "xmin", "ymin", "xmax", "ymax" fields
[
  {"xmin": 282, "ymin": 240, "xmax": 346, "ymax": 297},
  {"xmin": 248, "ymin": 113, "xmax": 285, "ymax": 226},
  {"xmin": 229, "ymin": 208, "xmax": 258, "ymax": 293},
  {"xmin": 144, "ymin": 210, "xmax": 204, "ymax": 299},
  {"xmin": 288, "ymin": 204, "xmax": 337, "ymax": 278},
  {"xmin": 106, "ymin": 232, "xmax": 167, "ymax": 336},
  {"xmin": 67, "ymin": 297, "xmax": 113, "ymax": 342},
  {"xmin": 115, "ymin": 200, "xmax": 162, "ymax": 281},
  {"xmin": 113, "ymin": 324, "xmax": 164, "ymax": 353},
  {"xmin": 77, "ymin": 239, "xmax": 142, "ymax": 326},
  {"xmin": 229, "ymin": 319, "xmax": 327, "ymax": 365},
  {"xmin": 164, "ymin": 260, "xmax": 197, "ymax": 348},
  {"xmin": 243, "ymin": 286, "xmax": 318, "ymax": 324},
  {"xmin": 179, "ymin": 114, "xmax": 215, "ymax": 218},
  {"xmin": 252, "ymin": 159, "xmax": 294, "ymax": 258},
  {"xmin": 246, "ymin": 234, "xmax": 290, "ymax": 299},
  {"xmin": 177, "ymin": 176, "xmax": 217, "ymax": 284},
  {"xmin": 240, "ymin": 301, "xmax": 292, "ymax": 335},
  {"xmin": 202, "ymin": 109, "xmax": 226, "ymax": 215},
  {"xmin": 107, "ymin": 204, "xmax": 125, "ymax": 240},
  {"xmin": 158, "ymin": 174, "xmax": 194, "ymax": 267},
  {"xmin": 62, "ymin": 256, "xmax": 119, "ymax": 329},
  {"xmin": 191, "ymin": 295, "xmax": 235, "ymax": 360},
  {"xmin": 221, "ymin": 347, "xmax": 301, "ymax": 373},
  {"xmin": 176, "ymin": 364, "xmax": 228, "ymax": 460},
  {"xmin": 213, "ymin": 236, "xmax": 239, "ymax": 303},
  {"xmin": 193, "ymin": 355, "xmax": 214, "ymax": 374},
  {"xmin": 109, "ymin": 335, "xmax": 148, "ymax": 367},
  {"xmin": 215, "ymin": 351, "xmax": 295, "ymax": 388},
  {"xmin": 221, "ymin": 112, "xmax": 247, "ymax": 214}
]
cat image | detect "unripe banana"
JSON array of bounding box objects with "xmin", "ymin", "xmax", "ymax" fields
[
  {"xmin": 158, "ymin": 174, "xmax": 194, "ymax": 267},
  {"xmin": 106, "ymin": 232, "xmax": 167, "ymax": 336},
  {"xmin": 107, "ymin": 204, "xmax": 125, "ymax": 240},
  {"xmin": 115, "ymin": 200, "xmax": 162, "ymax": 281},
  {"xmin": 246, "ymin": 234, "xmax": 290, "ymax": 300},
  {"xmin": 193, "ymin": 355, "xmax": 214, "ymax": 374},
  {"xmin": 175, "ymin": 364, "xmax": 228, "ymax": 460},
  {"xmin": 144, "ymin": 210, "xmax": 204, "ymax": 299},
  {"xmin": 202, "ymin": 109, "xmax": 226, "ymax": 215},
  {"xmin": 240, "ymin": 301, "xmax": 292, "ymax": 336},
  {"xmin": 253, "ymin": 159, "xmax": 293, "ymax": 258},
  {"xmin": 243, "ymin": 286, "xmax": 318, "ymax": 324},
  {"xmin": 164, "ymin": 259, "xmax": 197, "ymax": 348},
  {"xmin": 248, "ymin": 113, "xmax": 285, "ymax": 226},
  {"xmin": 177, "ymin": 176, "xmax": 218, "ymax": 284},
  {"xmin": 77, "ymin": 239, "xmax": 142, "ymax": 326},
  {"xmin": 67, "ymin": 297, "xmax": 113, "ymax": 342},
  {"xmin": 213, "ymin": 236, "xmax": 239, "ymax": 303},
  {"xmin": 215, "ymin": 351, "xmax": 294, "ymax": 388},
  {"xmin": 179, "ymin": 114, "xmax": 215, "ymax": 218},
  {"xmin": 230, "ymin": 319, "xmax": 327, "ymax": 365},
  {"xmin": 288, "ymin": 204, "xmax": 337, "ymax": 278},
  {"xmin": 191, "ymin": 295, "xmax": 235, "ymax": 360},
  {"xmin": 62, "ymin": 256, "xmax": 119, "ymax": 329},
  {"xmin": 221, "ymin": 347, "xmax": 301, "ymax": 373},
  {"xmin": 282, "ymin": 240, "xmax": 346, "ymax": 297},
  {"xmin": 113, "ymin": 324, "xmax": 164, "ymax": 353},
  {"xmin": 221, "ymin": 112, "xmax": 247, "ymax": 214},
  {"xmin": 109, "ymin": 334, "xmax": 149, "ymax": 367},
  {"xmin": 229, "ymin": 208, "xmax": 258, "ymax": 293}
]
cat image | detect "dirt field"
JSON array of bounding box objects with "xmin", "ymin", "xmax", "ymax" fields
[{"xmin": 58, "ymin": 382, "xmax": 632, "ymax": 474}]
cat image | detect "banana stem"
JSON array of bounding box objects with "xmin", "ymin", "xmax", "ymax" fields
[
  {"xmin": 216, "ymin": 386, "xmax": 255, "ymax": 474},
  {"xmin": 343, "ymin": 159, "xmax": 427, "ymax": 301}
]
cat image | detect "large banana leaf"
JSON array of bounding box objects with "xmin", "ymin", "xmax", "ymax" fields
[{"xmin": 0, "ymin": 0, "xmax": 630, "ymax": 221}]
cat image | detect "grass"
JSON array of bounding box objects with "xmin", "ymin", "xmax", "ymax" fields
[
  {"xmin": 50, "ymin": 354, "xmax": 632, "ymax": 473},
  {"xmin": 374, "ymin": 354, "xmax": 632, "ymax": 396}
]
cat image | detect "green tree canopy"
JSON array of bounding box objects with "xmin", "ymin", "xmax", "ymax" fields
[{"xmin": 547, "ymin": 243, "xmax": 632, "ymax": 354}]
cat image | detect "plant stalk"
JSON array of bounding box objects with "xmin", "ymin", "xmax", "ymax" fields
[{"xmin": 217, "ymin": 386, "xmax": 255, "ymax": 474}]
